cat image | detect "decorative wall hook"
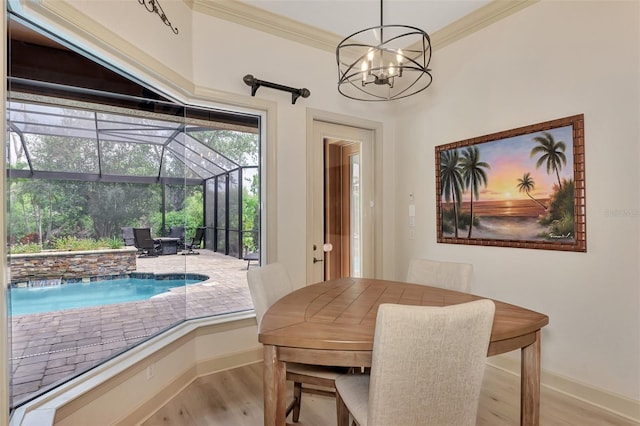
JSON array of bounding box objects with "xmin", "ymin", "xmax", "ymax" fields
[
  {"xmin": 138, "ymin": 0, "xmax": 179, "ymax": 35},
  {"xmin": 243, "ymin": 75, "xmax": 310, "ymax": 105}
]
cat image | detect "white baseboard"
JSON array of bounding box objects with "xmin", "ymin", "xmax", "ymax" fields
[{"xmin": 487, "ymin": 355, "xmax": 640, "ymax": 423}]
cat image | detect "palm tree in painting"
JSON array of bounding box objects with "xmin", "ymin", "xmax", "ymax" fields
[
  {"xmin": 460, "ymin": 146, "xmax": 490, "ymax": 238},
  {"xmin": 530, "ymin": 131, "xmax": 567, "ymax": 190},
  {"xmin": 516, "ymin": 172, "xmax": 548, "ymax": 211},
  {"xmin": 440, "ymin": 149, "xmax": 463, "ymax": 237}
]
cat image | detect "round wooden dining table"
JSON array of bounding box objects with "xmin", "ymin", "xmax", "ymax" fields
[{"xmin": 258, "ymin": 277, "xmax": 549, "ymax": 426}]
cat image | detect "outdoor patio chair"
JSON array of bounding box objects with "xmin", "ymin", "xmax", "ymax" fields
[
  {"xmin": 133, "ymin": 227, "xmax": 159, "ymax": 257},
  {"xmin": 168, "ymin": 226, "xmax": 185, "ymax": 251},
  {"xmin": 121, "ymin": 227, "xmax": 135, "ymax": 247},
  {"xmin": 243, "ymin": 251, "xmax": 259, "ymax": 269},
  {"xmin": 182, "ymin": 227, "xmax": 205, "ymax": 255}
]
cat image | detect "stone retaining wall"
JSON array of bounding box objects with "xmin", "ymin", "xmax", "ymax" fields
[{"xmin": 9, "ymin": 247, "xmax": 138, "ymax": 283}]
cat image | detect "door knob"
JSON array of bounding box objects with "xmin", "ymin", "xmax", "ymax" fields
[{"xmin": 313, "ymin": 257, "xmax": 324, "ymax": 264}]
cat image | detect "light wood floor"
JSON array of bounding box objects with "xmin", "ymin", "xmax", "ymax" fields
[{"xmin": 141, "ymin": 362, "xmax": 638, "ymax": 426}]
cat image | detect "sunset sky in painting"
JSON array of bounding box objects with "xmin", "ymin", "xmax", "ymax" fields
[{"xmin": 449, "ymin": 125, "xmax": 574, "ymax": 202}]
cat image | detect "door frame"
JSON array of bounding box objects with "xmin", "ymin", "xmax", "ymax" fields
[{"xmin": 306, "ymin": 109, "xmax": 383, "ymax": 285}]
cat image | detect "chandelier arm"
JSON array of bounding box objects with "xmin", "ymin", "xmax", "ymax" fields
[
  {"xmin": 339, "ymin": 82, "xmax": 390, "ymax": 101},
  {"xmin": 392, "ymin": 72, "xmax": 433, "ymax": 99},
  {"xmin": 344, "ymin": 72, "xmax": 431, "ymax": 101}
]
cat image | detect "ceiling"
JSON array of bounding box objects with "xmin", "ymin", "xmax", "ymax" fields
[
  {"xmin": 8, "ymin": 0, "xmax": 534, "ymax": 55},
  {"xmin": 241, "ymin": 0, "xmax": 492, "ymax": 40},
  {"xmin": 197, "ymin": 0, "xmax": 534, "ymax": 53}
]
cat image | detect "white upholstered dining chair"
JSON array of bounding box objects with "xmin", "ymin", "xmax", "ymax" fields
[
  {"xmin": 406, "ymin": 258, "xmax": 473, "ymax": 293},
  {"xmin": 335, "ymin": 299, "xmax": 495, "ymax": 426},
  {"xmin": 247, "ymin": 263, "xmax": 347, "ymax": 423}
]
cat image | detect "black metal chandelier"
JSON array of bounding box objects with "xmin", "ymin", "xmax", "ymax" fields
[{"xmin": 336, "ymin": 0, "xmax": 432, "ymax": 101}]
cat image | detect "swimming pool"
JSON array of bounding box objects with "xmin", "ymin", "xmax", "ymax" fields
[{"xmin": 9, "ymin": 274, "xmax": 209, "ymax": 316}]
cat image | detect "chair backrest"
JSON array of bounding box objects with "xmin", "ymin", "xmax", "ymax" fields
[
  {"xmin": 191, "ymin": 227, "xmax": 205, "ymax": 246},
  {"xmin": 246, "ymin": 263, "xmax": 293, "ymax": 325},
  {"xmin": 367, "ymin": 300, "xmax": 495, "ymax": 426},
  {"xmin": 121, "ymin": 227, "xmax": 135, "ymax": 246},
  {"xmin": 169, "ymin": 226, "xmax": 185, "ymax": 241},
  {"xmin": 133, "ymin": 228, "xmax": 155, "ymax": 249},
  {"xmin": 406, "ymin": 258, "xmax": 473, "ymax": 293}
]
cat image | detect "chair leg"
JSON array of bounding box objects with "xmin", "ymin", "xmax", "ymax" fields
[
  {"xmin": 292, "ymin": 381, "xmax": 302, "ymax": 422},
  {"xmin": 336, "ymin": 389, "xmax": 350, "ymax": 426}
]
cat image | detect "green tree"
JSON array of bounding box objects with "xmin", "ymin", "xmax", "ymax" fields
[
  {"xmin": 242, "ymin": 173, "xmax": 260, "ymax": 252},
  {"xmin": 184, "ymin": 190, "xmax": 204, "ymax": 234},
  {"xmin": 440, "ymin": 149, "xmax": 464, "ymax": 237},
  {"xmin": 516, "ymin": 172, "xmax": 547, "ymax": 211},
  {"xmin": 188, "ymin": 130, "xmax": 259, "ymax": 168},
  {"xmin": 27, "ymin": 133, "xmax": 98, "ymax": 174},
  {"xmin": 530, "ymin": 132, "xmax": 567, "ymax": 190},
  {"xmin": 6, "ymin": 178, "xmax": 83, "ymax": 245},
  {"xmin": 88, "ymin": 182, "xmax": 160, "ymax": 239},
  {"xmin": 151, "ymin": 189, "xmax": 203, "ymax": 237},
  {"xmin": 7, "ymin": 116, "xmax": 258, "ymax": 248},
  {"xmin": 101, "ymin": 142, "xmax": 162, "ymax": 176},
  {"xmin": 460, "ymin": 146, "xmax": 490, "ymax": 238}
]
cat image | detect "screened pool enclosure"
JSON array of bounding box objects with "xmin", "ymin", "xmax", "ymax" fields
[
  {"xmin": 5, "ymin": 18, "xmax": 263, "ymax": 412},
  {"xmin": 7, "ymin": 86, "xmax": 261, "ymax": 257}
]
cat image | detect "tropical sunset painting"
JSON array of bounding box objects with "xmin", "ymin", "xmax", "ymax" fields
[{"xmin": 436, "ymin": 115, "xmax": 586, "ymax": 251}]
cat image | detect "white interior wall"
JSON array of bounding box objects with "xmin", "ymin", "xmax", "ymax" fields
[
  {"xmin": 393, "ymin": 0, "xmax": 640, "ymax": 401},
  {"xmin": 59, "ymin": 0, "xmax": 194, "ymax": 86},
  {"xmin": 190, "ymin": 11, "xmax": 398, "ymax": 284}
]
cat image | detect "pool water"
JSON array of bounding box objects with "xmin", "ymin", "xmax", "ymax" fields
[{"xmin": 10, "ymin": 276, "xmax": 206, "ymax": 316}]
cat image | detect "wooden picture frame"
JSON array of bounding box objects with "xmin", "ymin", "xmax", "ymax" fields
[{"xmin": 435, "ymin": 114, "xmax": 586, "ymax": 252}]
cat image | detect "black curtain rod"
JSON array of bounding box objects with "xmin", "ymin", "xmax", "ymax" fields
[{"xmin": 243, "ymin": 74, "xmax": 310, "ymax": 105}]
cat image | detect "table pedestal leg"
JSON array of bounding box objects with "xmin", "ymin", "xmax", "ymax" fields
[
  {"xmin": 263, "ymin": 345, "xmax": 287, "ymax": 426},
  {"xmin": 521, "ymin": 330, "xmax": 541, "ymax": 426},
  {"xmin": 336, "ymin": 388, "xmax": 350, "ymax": 426}
]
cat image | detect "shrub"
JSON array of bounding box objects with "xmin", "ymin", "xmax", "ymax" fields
[
  {"xmin": 9, "ymin": 243, "xmax": 42, "ymax": 254},
  {"xmin": 52, "ymin": 236, "xmax": 122, "ymax": 251},
  {"xmin": 53, "ymin": 236, "xmax": 91, "ymax": 251},
  {"xmin": 99, "ymin": 237, "xmax": 124, "ymax": 249}
]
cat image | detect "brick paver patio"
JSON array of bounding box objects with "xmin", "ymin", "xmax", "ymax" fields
[{"xmin": 9, "ymin": 250, "xmax": 255, "ymax": 407}]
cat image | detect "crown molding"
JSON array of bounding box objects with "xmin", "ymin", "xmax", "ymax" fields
[
  {"xmin": 431, "ymin": 0, "xmax": 540, "ymax": 50},
  {"xmin": 189, "ymin": 0, "xmax": 538, "ymax": 54},
  {"xmin": 189, "ymin": 0, "xmax": 343, "ymax": 52}
]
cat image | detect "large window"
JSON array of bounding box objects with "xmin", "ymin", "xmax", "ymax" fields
[{"xmin": 6, "ymin": 16, "xmax": 262, "ymax": 411}]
